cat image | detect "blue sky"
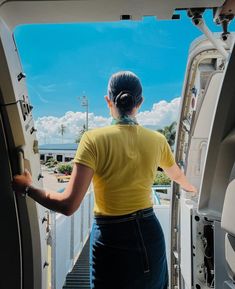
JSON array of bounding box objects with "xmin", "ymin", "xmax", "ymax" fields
[
  {"xmin": 14, "ymin": 10, "xmax": 233, "ymax": 118},
  {"xmin": 13, "ymin": 11, "xmax": 235, "ymax": 143}
]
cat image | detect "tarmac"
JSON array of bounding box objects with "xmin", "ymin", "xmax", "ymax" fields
[{"xmin": 41, "ymin": 165, "xmax": 68, "ymax": 192}]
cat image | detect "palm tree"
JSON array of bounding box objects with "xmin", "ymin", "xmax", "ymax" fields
[
  {"xmin": 75, "ymin": 124, "xmax": 86, "ymax": 144},
  {"xmin": 157, "ymin": 121, "xmax": 176, "ymax": 149},
  {"xmin": 59, "ymin": 124, "xmax": 66, "ymax": 144}
]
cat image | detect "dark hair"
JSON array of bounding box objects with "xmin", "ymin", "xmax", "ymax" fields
[{"xmin": 108, "ymin": 71, "xmax": 143, "ymax": 116}]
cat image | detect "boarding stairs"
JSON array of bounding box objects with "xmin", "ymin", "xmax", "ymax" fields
[{"xmin": 63, "ymin": 238, "xmax": 90, "ymax": 289}]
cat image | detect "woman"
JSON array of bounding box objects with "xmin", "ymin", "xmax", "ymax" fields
[{"xmin": 13, "ymin": 71, "xmax": 196, "ymax": 289}]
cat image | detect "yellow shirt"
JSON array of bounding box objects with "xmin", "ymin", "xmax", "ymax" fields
[{"xmin": 74, "ymin": 125, "xmax": 175, "ymax": 216}]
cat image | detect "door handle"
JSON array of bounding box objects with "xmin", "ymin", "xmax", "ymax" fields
[
  {"xmin": 16, "ymin": 146, "xmax": 25, "ymax": 174},
  {"xmin": 197, "ymin": 141, "xmax": 207, "ymax": 175}
]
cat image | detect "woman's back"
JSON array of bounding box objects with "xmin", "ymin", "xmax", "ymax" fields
[{"xmin": 75, "ymin": 124, "xmax": 174, "ymax": 215}]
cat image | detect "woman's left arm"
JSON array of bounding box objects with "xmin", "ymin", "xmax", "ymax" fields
[
  {"xmin": 163, "ymin": 163, "xmax": 197, "ymax": 193},
  {"xmin": 12, "ymin": 163, "xmax": 94, "ymax": 216}
]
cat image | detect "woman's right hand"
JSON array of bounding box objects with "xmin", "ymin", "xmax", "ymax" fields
[{"xmin": 12, "ymin": 169, "xmax": 33, "ymax": 196}]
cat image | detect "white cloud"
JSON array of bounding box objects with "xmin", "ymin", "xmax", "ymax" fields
[
  {"xmin": 35, "ymin": 111, "xmax": 111, "ymax": 144},
  {"xmin": 137, "ymin": 97, "xmax": 180, "ymax": 128},
  {"xmin": 35, "ymin": 97, "xmax": 180, "ymax": 144}
]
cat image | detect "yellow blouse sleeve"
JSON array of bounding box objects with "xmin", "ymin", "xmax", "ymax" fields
[
  {"xmin": 159, "ymin": 136, "xmax": 176, "ymax": 168},
  {"xmin": 74, "ymin": 132, "xmax": 96, "ymax": 171}
]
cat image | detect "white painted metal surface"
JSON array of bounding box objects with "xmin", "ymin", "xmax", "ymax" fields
[
  {"xmin": 52, "ymin": 189, "xmax": 94, "ymax": 289},
  {"xmin": 180, "ymin": 197, "xmax": 194, "ymax": 289},
  {"xmin": 54, "ymin": 213, "xmax": 73, "ymax": 289},
  {"xmin": 0, "ymin": 0, "xmax": 225, "ymax": 30},
  {"xmin": 154, "ymin": 204, "xmax": 171, "ymax": 267}
]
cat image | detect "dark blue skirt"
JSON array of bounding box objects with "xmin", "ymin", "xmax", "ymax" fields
[{"xmin": 89, "ymin": 207, "xmax": 168, "ymax": 289}]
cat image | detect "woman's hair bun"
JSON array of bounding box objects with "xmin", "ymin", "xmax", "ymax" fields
[{"xmin": 115, "ymin": 91, "xmax": 135, "ymax": 111}]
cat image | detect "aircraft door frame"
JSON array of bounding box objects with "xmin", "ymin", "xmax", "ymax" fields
[
  {"xmin": 0, "ymin": 19, "xmax": 49, "ymax": 289},
  {"xmin": 0, "ymin": 108, "xmax": 22, "ymax": 289}
]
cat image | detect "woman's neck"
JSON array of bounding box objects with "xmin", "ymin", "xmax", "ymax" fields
[{"xmin": 112, "ymin": 114, "xmax": 138, "ymax": 125}]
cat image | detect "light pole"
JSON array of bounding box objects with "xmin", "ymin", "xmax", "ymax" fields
[{"xmin": 80, "ymin": 95, "xmax": 89, "ymax": 131}]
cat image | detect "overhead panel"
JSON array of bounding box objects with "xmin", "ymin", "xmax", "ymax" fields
[{"xmin": 0, "ymin": 0, "xmax": 225, "ymax": 30}]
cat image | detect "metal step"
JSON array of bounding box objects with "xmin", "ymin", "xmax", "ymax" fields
[{"xmin": 63, "ymin": 238, "xmax": 90, "ymax": 289}]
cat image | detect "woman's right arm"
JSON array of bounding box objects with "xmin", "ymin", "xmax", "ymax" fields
[
  {"xmin": 163, "ymin": 163, "xmax": 197, "ymax": 193},
  {"xmin": 12, "ymin": 163, "xmax": 94, "ymax": 216}
]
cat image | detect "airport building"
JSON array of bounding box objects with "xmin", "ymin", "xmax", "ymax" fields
[{"xmin": 39, "ymin": 143, "xmax": 78, "ymax": 163}]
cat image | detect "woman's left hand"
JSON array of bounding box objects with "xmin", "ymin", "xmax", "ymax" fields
[{"xmin": 12, "ymin": 170, "xmax": 33, "ymax": 195}]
